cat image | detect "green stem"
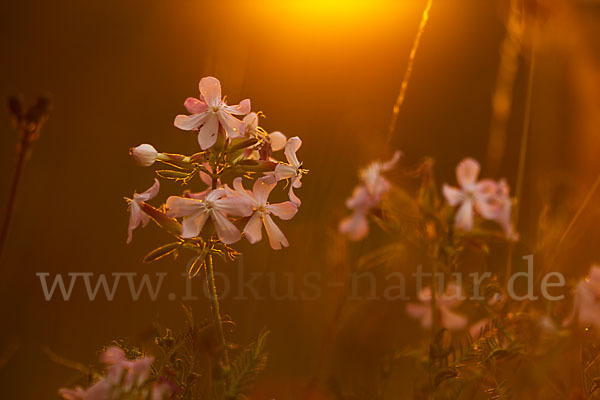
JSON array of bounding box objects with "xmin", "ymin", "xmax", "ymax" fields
[{"xmin": 206, "ymin": 254, "xmax": 230, "ymax": 370}]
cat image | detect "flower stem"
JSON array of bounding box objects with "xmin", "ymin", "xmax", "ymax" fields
[
  {"xmin": 206, "ymin": 253, "xmax": 230, "ymax": 370},
  {"xmin": 0, "ymin": 132, "xmax": 30, "ymax": 262}
]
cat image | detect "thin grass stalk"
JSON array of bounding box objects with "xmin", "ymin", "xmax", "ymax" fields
[
  {"xmin": 206, "ymin": 253, "xmax": 230, "ymax": 370},
  {"xmin": 386, "ymin": 0, "xmax": 433, "ymax": 146}
]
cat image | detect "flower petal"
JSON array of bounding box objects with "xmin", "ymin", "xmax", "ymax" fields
[
  {"xmin": 274, "ymin": 164, "xmax": 297, "ymax": 181},
  {"xmin": 269, "ymin": 131, "xmax": 287, "ymax": 151},
  {"xmin": 289, "ymin": 184, "xmax": 301, "ymax": 207},
  {"xmin": 456, "ymin": 157, "xmax": 480, "ymax": 187},
  {"xmin": 284, "ymin": 136, "xmax": 302, "ymax": 167},
  {"xmin": 253, "ymin": 176, "xmax": 277, "ymax": 206},
  {"xmin": 243, "ymin": 213, "xmax": 263, "ymax": 244},
  {"xmin": 267, "ymin": 201, "xmax": 298, "ymax": 220},
  {"xmin": 441, "ymin": 308, "xmax": 468, "ymax": 331},
  {"xmin": 338, "ymin": 211, "xmax": 368, "ymax": 241},
  {"xmin": 199, "ymin": 77, "xmax": 222, "ymax": 107},
  {"xmin": 210, "ymin": 210, "xmax": 242, "ymax": 244},
  {"xmin": 243, "ymin": 112, "xmax": 259, "ymax": 132},
  {"xmin": 381, "ymin": 150, "xmax": 402, "ymax": 171},
  {"xmin": 184, "ymin": 97, "xmax": 208, "ymax": 114},
  {"xmin": 224, "ymin": 98, "xmax": 251, "ymax": 115},
  {"xmin": 263, "ymin": 214, "xmax": 289, "ymax": 249},
  {"xmin": 165, "ymin": 196, "xmax": 203, "ymax": 218},
  {"xmin": 174, "ymin": 112, "xmax": 209, "ymax": 131},
  {"xmin": 214, "ymin": 196, "xmax": 253, "ymax": 217},
  {"xmin": 442, "ymin": 184, "xmax": 464, "ymax": 207},
  {"xmin": 181, "ymin": 211, "xmax": 209, "ymax": 238},
  {"xmin": 127, "ymin": 202, "xmax": 142, "ymax": 244},
  {"xmin": 135, "ymin": 178, "xmax": 160, "ymax": 202},
  {"xmin": 218, "ymin": 110, "xmax": 246, "ymax": 138},
  {"xmin": 198, "ymin": 114, "xmax": 219, "ymax": 150},
  {"xmin": 454, "ymin": 199, "xmax": 474, "ymax": 231}
]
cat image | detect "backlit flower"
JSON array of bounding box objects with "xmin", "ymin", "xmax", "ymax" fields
[
  {"xmin": 233, "ymin": 176, "xmax": 298, "ymax": 249},
  {"xmin": 406, "ymin": 283, "xmax": 467, "ymax": 331},
  {"xmin": 442, "ymin": 157, "xmax": 499, "ymax": 231},
  {"xmin": 339, "ymin": 151, "xmax": 401, "ymax": 241},
  {"xmin": 243, "ymin": 112, "xmax": 287, "ymax": 152},
  {"xmin": 166, "ymin": 189, "xmax": 252, "ymax": 244},
  {"xmin": 125, "ymin": 179, "xmax": 160, "ymax": 244},
  {"xmin": 274, "ymin": 137, "xmax": 305, "ymax": 206},
  {"xmin": 174, "ymin": 77, "xmax": 251, "ymax": 150}
]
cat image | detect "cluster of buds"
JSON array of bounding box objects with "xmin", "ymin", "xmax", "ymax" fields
[
  {"xmin": 59, "ymin": 347, "xmax": 173, "ymax": 400},
  {"xmin": 125, "ymin": 77, "xmax": 307, "ymax": 274}
]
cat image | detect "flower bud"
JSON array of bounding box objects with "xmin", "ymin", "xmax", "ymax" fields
[{"xmin": 130, "ymin": 144, "xmax": 158, "ymax": 166}]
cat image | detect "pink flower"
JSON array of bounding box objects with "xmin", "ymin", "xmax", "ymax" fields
[
  {"xmin": 130, "ymin": 144, "xmax": 158, "ymax": 167},
  {"xmin": 274, "ymin": 137, "xmax": 305, "ymax": 206},
  {"xmin": 59, "ymin": 347, "xmax": 156, "ymax": 400},
  {"xmin": 442, "ymin": 157, "xmax": 499, "ymax": 231},
  {"xmin": 174, "ymin": 77, "xmax": 251, "ymax": 150},
  {"xmin": 406, "ymin": 283, "xmax": 467, "ymax": 331},
  {"xmin": 492, "ymin": 179, "xmax": 518, "ymax": 240},
  {"xmin": 469, "ymin": 318, "xmax": 490, "ymax": 339},
  {"xmin": 564, "ymin": 265, "xmax": 600, "ymax": 331},
  {"xmin": 126, "ymin": 179, "xmax": 160, "ymax": 244},
  {"xmin": 233, "ymin": 176, "xmax": 298, "ymax": 249},
  {"xmin": 339, "ymin": 151, "xmax": 401, "ymax": 241},
  {"xmin": 166, "ymin": 189, "xmax": 252, "ymax": 244}
]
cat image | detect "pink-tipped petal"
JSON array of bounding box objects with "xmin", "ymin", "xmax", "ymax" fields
[
  {"xmin": 456, "ymin": 157, "xmax": 480, "ymax": 187},
  {"xmin": 442, "ymin": 184, "xmax": 464, "ymax": 207},
  {"xmin": 263, "ymin": 214, "xmax": 289, "ymax": 250},
  {"xmin": 184, "ymin": 97, "xmax": 208, "ymax": 114},
  {"xmin": 199, "ymin": 77, "xmax": 222, "ymax": 107},
  {"xmin": 174, "ymin": 113, "xmax": 209, "ymax": 131},
  {"xmin": 165, "ymin": 196, "xmax": 203, "ymax": 218},
  {"xmin": 210, "ymin": 210, "xmax": 242, "ymax": 244},
  {"xmin": 243, "ymin": 112, "xmax": 259, "ymax": 131},
  {"xmin": 181, "ymin": 211, "xmax": 209, "ymax": 238},
  {"xmin": 243, "ymin": 213, "xmax": 263, "ymax": 244},
  {"xmin": 267, "ymin": 201, "xmax": 298, "ymax": 220},
  {"xmin": 269, "ymin": 131, "xmax": 287, "ymax": 151},
  {"xmin": 198, "ymin": 114, "xmax": 219, "ymax": 150}
]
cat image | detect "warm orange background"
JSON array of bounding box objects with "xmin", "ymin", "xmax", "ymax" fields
[{"xmin": 1, "ymin": 0, "xmax": 600, "ymax": 398}]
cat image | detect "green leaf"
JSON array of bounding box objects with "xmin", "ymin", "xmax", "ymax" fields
[
  {"xmin": 228, "ymin": 138, "xmax": 259, "ymax": 153},
  {"xmin": 143, "ymin": 242, "xmax": 180, "ymax": 263},
  {"xmin": 235, "ymin": 160, "xmax": 277, "ymax": 172},
  {"xmin": 225, "ymin": 329, "xmax": 270, "ymax": 400},
  {"xmin": 140, "ymin": 203, "xmax": 182, "ymax": 237}
]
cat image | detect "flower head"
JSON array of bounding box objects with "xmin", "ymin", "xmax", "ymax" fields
[
  {"xmin": 406, "ymin": 283, "xmax": 467, "ymax": 331},
  {"xmin": 166, "ymin": 189, "xmax": 252, "ymax": 244},
  {"xmin": 233, "ymin": 176, "xmax": 298, "ymax": 249},
  {"xmin": 130, "ymin": 144, "xmax": 158, "ymax": 167},
  {"xmin": 174, "ymin": 77, "xmax": 251, "ymax": 150},
  {"xmin": 274, "ymin": 137, "xmax": 305, "ymax": 206},
  {"xmin": 339, "ymin": 151, "xmax": 401, "ymax": 241},
  {"xmin": 442, "ymin": 157, "xmax": 499, "ymax": 231},
  {"xmin": 126, "ymin": 179, "xmax": 160, "ymax": 243}
]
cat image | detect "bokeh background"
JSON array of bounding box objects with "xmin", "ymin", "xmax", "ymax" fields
[{"xmin": 1, "ymin": 0, "xmax": 600, "ymax": 398}]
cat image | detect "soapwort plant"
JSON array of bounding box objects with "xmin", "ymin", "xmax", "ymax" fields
[{"xmin": 59, "ymin": 76, "xmax": 306, "ymax": 399}]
